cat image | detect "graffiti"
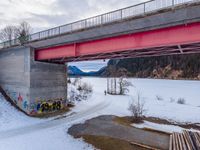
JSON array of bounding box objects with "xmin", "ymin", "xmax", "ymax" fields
[
  {"xmin": 30, "ymin": 98, "xmax": 65, "ymax": 115},
  {"xmin": 4, "ymin": 89, "xmax": 29, "ymax": 111},
  {"xmin": 3, "ymin": 88, "xmax": 65, "ymax": 115},
  {"xmin": 17, "ymin": 93, "xmax": 23, "ymax": 107},
  {"xmin": 23, "ymin": 101, "xmax": 28, "ymax": 110},
  {"xmin": 18, "ymin": 93, "xmax": 23, "ymax": 102},
  {"xmin": 40, "ymin": 101, "xmax": 62, "ymax": 112}
]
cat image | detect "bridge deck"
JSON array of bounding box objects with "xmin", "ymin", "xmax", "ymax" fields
[
  {"xmin": 28, "ymin": 1, "xmax": 200, "ymax": 50},
  {"xmin": 35, "ymin": 22, "xmax": 200, "ymax": 62},
  {"xmin": 0, "ymin": 0, "xmax": 200, "ymax": 50},
  {"xmin": 1, "ymin": 0, "xmax": 200, "ymax": 63}
]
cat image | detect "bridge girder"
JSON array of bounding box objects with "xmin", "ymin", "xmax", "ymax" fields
[{"xmin": 35, "ymin": 22, "xmax": 200, "ymax": 62}]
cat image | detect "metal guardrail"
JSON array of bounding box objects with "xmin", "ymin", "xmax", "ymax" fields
[{"xmin": 0, "ymin": 0, "xmax": 198, "ymax": 49}]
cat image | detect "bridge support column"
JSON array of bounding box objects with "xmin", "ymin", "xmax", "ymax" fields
[
  {"xmin": 0, "ymin": 46, "xmax": 68, "ymax": 116},
  {"xmin": 29, "ymin": 49, "xmax": 68, "ymax": 116}
]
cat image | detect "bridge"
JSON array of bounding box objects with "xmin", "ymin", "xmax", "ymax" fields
[{"xmin": 0, "ymin": 0, "xmax": 200, "ymax": 116}]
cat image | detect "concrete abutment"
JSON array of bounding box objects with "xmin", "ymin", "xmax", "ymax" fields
[{"xmin": 0, "ymin": 46, "xmax": 68, "ymax": 116}]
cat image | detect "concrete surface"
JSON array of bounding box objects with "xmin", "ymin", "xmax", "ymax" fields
[
  {"xmin": 0, "ymin": 46, "xmax": 68, "ymax": 115},
  {"xmin": 0, "ymin": 46, "xmax": 31, "ymax": 113}
]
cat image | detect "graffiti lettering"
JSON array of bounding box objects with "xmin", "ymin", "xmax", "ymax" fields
[
  {"xmin": 40, "ymin": 101, "xmax": 62, "ymax": 112},
  {"xmin": 30, "ymin": 98, "xmax": 65, "ymax": 115},
  {"xmin": 3, "ymin": 88, "xmax": 65, "ymax": 115}
]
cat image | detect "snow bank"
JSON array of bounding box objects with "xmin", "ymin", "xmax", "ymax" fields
[
  {"xmin": 0, "ymin": 125, "xmax": 94, "ymax": 150},
  {"xmin": 132, "ymin": 121, "xmax": 199, "ymax": 133},
  {"xmin": 0, "ymin": 94, "xmax": 43, "ymax": 132}
]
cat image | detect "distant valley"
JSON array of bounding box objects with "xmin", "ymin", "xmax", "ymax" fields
[{"xmin": 68, "ymin": 66, "xmax": 106, "ymax": 76}]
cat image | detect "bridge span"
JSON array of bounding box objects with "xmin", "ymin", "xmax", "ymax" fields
[
  {"xmin": 0, "ymin": 0, "xmax": 200, "ymax": 116},
  {"xmin": 36, "ymin": 22, "xmax": 200, "ymax": 62}
]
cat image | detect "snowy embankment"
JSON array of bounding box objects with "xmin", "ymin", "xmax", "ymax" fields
[
  {"xmin": 0, "ymin": 94, "xmax": 43, "ymax": 132},
  {"xmin": 0, "ymin": 78, "xmax": 199, "ymax": 150}
]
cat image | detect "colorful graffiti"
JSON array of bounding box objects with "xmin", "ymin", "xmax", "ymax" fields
[
  {"xmin": 5, "ymin": 90, "xmax": 29, "ymax": 111},
  {"xmin": 4, "ymin": 88, "xmax": 66, "ymax": 115},
  {"xmin": 30, "ymin": 98, "xmax": 65, "ymax": 115},
  {"xmin": 16, "ymin": 93, "xmax": 29, "ymax": 110}
]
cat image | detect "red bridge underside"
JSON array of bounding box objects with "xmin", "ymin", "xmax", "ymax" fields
[{"xmin": 35, "ymin": 22, "xmax": 200, "ymax": 63}]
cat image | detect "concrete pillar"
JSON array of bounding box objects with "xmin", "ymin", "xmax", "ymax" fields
[
  {"xmin": 0, "ymin": 46, "xmax": 68, "ymax": 116},
  {"xmin": 0, "ymin": 46, "xmax": 31, "ymax": 114},
  {"xmin": 29, "ymin": 48, "xmax": 68, "ymax": 116}
]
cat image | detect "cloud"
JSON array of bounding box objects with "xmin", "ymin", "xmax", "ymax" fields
[
  {"xmin": 0, "ymin": 0, "xmax": 147, "ymax": 32},
  {"xmin": 0, "ymin": 0, "xmax": 148, "ymax": 69},
  {"xmin": 69, "ymin": 60, "xmax": 109, "ymax": 72}
]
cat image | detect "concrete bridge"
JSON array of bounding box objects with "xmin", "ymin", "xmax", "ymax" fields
[{"xmin": 0, "ymin": 0, "xmax": 200, "ymax": 116}]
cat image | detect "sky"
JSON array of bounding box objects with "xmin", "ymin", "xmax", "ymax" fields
[
  {"xmin": 69, "ymin": 60, "xmax": 109, "ymax": 72},
  {"xmin": 0, "ymin": 0, "xmax": 147, "ymax": 71}
]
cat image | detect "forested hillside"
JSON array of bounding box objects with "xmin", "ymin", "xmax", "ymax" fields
[{"xmin": 104, "ymin": 54, "xmax": 200, "ymax": 80}]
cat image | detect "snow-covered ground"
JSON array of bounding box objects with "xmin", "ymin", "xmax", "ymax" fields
[
  {"xmin": 0, "ymin": 94, "xmax": 44, "ymax": 132},
  {"xmin": 132, "ymin": 121, "xmax": 199, "ymax": 134},
  {"xmin": 81, "ymin": 78, "xmax": 200, "ymax": 123},
  {"xmin": 0, "ymin": 78, "xmax": 199, "ymax": 150}
]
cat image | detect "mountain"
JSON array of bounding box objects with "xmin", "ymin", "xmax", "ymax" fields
[
  {"xmin": 69, "ymin": 53, "xmax": 200, "ymax": 80},
  {"xmin": 68, "ymin": 66, "xmax": 106, "ymax": 76},
  {"xmin": 68, "ymin": 66, "xmax": 84, "ymax": 76}
]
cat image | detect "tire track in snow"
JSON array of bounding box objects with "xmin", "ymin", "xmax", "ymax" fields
[{"xmin": 0, "ymin": 100, "xmax": 111, "ymax": 140}]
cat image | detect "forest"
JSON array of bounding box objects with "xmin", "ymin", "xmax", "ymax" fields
[{"xmin": 104, "ymin": 54, "xmax": 200, "ymax": 80}]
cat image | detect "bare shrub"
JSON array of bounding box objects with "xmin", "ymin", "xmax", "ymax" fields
[
  {"xmin": 128, "ymin": 93, "xmax": 146, "ymax": 123},
  {"xmin": 118, "ymin": 77, "xmax": 133, "ymax": 95},
  {"xmin": 69, "ymin": 79, "xmax": 93, "ymax": 102},
  {"xmin": 156, "ymin": 95, "xmax": 163, "ymax": 101},
  {"xmin": 80, "ymin": 82, "xmax": 93, "ymax": 94},
  {"xmin": 170, "ymin": 97, "xmax": 175, "ymax": 103},
  {"xmin": 68, "ymin": 86, "xmax": 80, "ymax": 102},
  {"xmin": 72, "ymin": 78, "xmax": 81, "ymax": 86},
  {"xmin": 177, "ymin": 98, "xmax": 186, "ymax": 105},
  {"xmin": 78, "ymin": 82, "xmax": 93, "ymax": 99},
  {"xmin": 67, "ymin": 79, "xmax": 71, "ymax": 84}
]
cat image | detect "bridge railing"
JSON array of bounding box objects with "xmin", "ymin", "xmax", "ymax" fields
[{"xmin": 0, "ymin": 0, "xmax": 198, "ymax": 49}]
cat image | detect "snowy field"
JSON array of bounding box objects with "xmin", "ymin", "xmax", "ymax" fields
[
  {"xmin": 81, "ymin": 78, "xmax": 200, "ymax": 123},
  {"xmin": 0, "ymin": 78, "xmax": 199, "ymax": 150}
]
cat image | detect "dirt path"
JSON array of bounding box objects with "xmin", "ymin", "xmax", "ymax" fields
[{"xmin": 68, "ymin": 115, "xmax": 170, "ymax": 150}]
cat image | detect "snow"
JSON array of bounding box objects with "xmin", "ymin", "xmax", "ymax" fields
[
  {"xmin": 81, "ymin": 78, "xmax": 200, "ymax": 123},
  {"xmin": 132, "ymin": 121, "xmax": 199, "ymax": 134},
  {"xmin": 0, "ymin": 78, "xmax": 200, "ymax": 150},
  {"xmin": 0, "ymin": 125, "xmax": 93, "ymax": 150},
  {"xmin": 0, "ymin": 94, "xmax": 44, "ymax": 132}
]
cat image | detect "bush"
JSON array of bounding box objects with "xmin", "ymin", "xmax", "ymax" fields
[
  {"xmin": 67, "ymin": 79, "xmax": 71, "ymax": 84},
  {"xmin": 68, "ymin": 79, "xmax": 93, "ymax": 102},
  {"xmin": 177, "ymin": 98, "xmax": 186, "ymax": 105},
  {"xmin": 156, "ymin": 95, "xmax": 163, "ymax": 101},
  {"xmin": 170, "ymin": 97, "xmax": 175, "ymax": 103},
  {"xmin": 118, "ymin": 77, "xmax": 133, "ymax": 95},
  {"xmin": 128, "ymin": 93, "xmax": 146, "ymax": 123},
  {"xmin": 80, "ymin": 83, "xmax": 93, "ymax": 94},
  {"xmin": 72, "ymin": 78, "xmax": 81, "ymax": 86},
  {"xmin": 68, "ymin": 85, "xmax": 81, "ymax": 102}
]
